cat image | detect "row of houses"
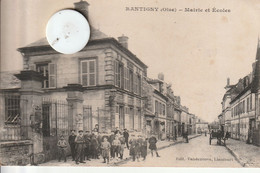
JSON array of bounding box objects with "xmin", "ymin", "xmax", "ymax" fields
[
  {"xmin": 218, "ymin": 40, "xmax": 260, "ymax": 146},
  {"xmin": 0, "ymin": 0, "xmax": 202, "ymax": 165}
]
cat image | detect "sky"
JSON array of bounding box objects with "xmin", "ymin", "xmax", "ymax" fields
[{"xmin": 1, "ymin": 0, "xmax": 260, "ymax": 122}]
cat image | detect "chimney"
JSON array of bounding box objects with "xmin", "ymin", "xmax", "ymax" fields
[
  {"xmin": 74, "ymin": 0, "xmax": 89, "ymax": 20},
  {"xmin": 224, "ymin": 77, "xmax": 231, "ymax": 90},
  {"xmin": 158, "ymin": 73, "xmax": 164, "ymax": 81},
  {"xmin": 118, "ymin": 35, "xmax": 129, "ymax": 49},
  {"xmin": 227, "ymin": 77, "xmax": 230, "ymax": 86}
]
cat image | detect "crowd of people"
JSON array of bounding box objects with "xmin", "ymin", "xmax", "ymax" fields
[{"xmin": 57, "ymin": 128, "xmax": 160, "ymax": 164}]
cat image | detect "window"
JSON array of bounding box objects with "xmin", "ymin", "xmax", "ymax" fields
[
  {"xmin": 159, "ymin": 103, "xmax": 162, "ymax": 114},
  {"xmin": 138, "ymin": 109, "xmax": 141, "ymax": 130},
  {"xmin": 36, "ymin": 63, "xmax": 56, "ymax": 88},
  {"xmin": 250, "ymin": 95, "xmax": 252, "ymax": 111},
  {"xmin": 163, "ymin": 104, "xmax": 166, "ymax": 115},
  {"xmin": 155, "ymin": 100, "xmax": 158, "ymax": 114},
  {"xmin": 116, "ymin": 106, "xmax": 119, "ymax": 114},
  {"xmin": 129, "ymin": 108, "xmax": 134, "ymax": 130},
  {"xmin": 5, "ymin": 95, "xmax": 21, "ymax": 124},
  {"xmin": 124, "ymin": 67, "xmax": 130, "ymax": 90},
  {"xmin": 133, "ymin": 74, "xmax": 138, "ymax": 94},
  {"xmin": 115, "ymin": 61, "xmax": 119, "ymax": 87},
  {"xmin": 129, "ymin": 70, "xmax": 134, "ymax": 92},
  {"xmin": 243, "ymin": 100, "xmax": 245, "ymax": 113},
  {"xmin": 114, "ymin": 61, "xmax": 124, "ymax": 88},
  {"xmin": 81, "ymin": 60, "xmax": 96, "ymax": 86},
  {"xmin": 137, "ymin": 75, "xmax": 141, "ymax": 95},
  {"xmin": 247, "ymin": 98, "xmax": 249, "ymax": 112}
]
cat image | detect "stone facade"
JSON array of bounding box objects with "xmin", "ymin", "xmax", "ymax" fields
[{"xmin": 219, "ymin": 40, "xmax": 260, "ymax": 145}]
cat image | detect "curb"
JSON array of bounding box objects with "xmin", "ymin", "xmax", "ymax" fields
[
  {"xmin": 224, "ymin": 143, "xmax": 248, "ymax": 167},
  {"xmin": 113, "ymin": 134, "xmax": 201, "ymax": 166}
]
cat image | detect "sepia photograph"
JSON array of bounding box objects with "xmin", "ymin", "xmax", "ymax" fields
[{"xmin": 0, "ymin": 0, "xmax": 260, "ymax": 168}]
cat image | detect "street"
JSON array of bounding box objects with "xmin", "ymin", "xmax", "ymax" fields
[
  {"xmin": 39, "ymin": 135, "xmax": 241, "ymax": 167},
  {"xmin": 118, "ymin": 135, "xmax": 241, "ymax": 167}
]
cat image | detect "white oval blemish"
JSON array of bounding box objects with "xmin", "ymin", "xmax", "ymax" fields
[{"xmin": 46, "ymin": 9, "xmax": 90, "ymax": 54}]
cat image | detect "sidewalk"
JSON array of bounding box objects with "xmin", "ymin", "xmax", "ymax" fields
[
  {"xmin": 115, "ymin": 133, "xmax": 201, "ymax": 166},
  {"xmin": 39, "ymin": 134, "xmax": 201, "ymax": 166},
  {"xmin": 224, "ymin": 138, "xmax": 260, "ymax": 167}
]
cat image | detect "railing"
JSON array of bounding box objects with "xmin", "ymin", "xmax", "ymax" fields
[{"xmin": 0, "ymin": 125, "xmax": 21, "ymax": 141}]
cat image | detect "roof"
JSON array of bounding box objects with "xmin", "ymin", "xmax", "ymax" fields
[
  {"xmin": 17, "ymin": 27, "xmax": 148, "ymax": 69},
  {"xmin": 0, "ymin": 71, "xmax": 21, "ymax": 89},
  {"xmin": 26, "ymin": 26, "xmax": 107, "ymax": 47},
  {"xmin": 230, "ymin": 83, "xmax": 252, "ymax": 104},
  {"xmin": 153, "ymin": 89, "xmax": 168, "ymax": 101}
]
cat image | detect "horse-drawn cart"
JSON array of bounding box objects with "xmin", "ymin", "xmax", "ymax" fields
[{"xmin": 209, "ymin": 126, "xmax": 230, "ymax": 145}]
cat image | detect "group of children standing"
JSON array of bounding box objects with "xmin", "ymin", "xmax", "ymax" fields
[{"xmin": 57, "ymin": 128, "xmax": 160, "ymax": 164}]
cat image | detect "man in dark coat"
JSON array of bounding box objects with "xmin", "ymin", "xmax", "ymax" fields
[
  {"xmin": 68, "ymin": 130, "xmax": 76, "ymax": 161},
  {"xmin": 182, "ymin": 131, "xmax": 189, "ymax": 143},
  {"xmin": 109, "ymin": 131, "xmax": 116, "ymax": 158},
  {"xmin": 83, "ymin": 131, "xmax": 91, "ymax": 161},
  {"xmin": 75, "ymin": 130, "xmax": 86, "ymax": 164},
  {"xmin": 123, "ymin": 129, "xmax": 129, "ymax": 149},
  {"xmin": 91, "ymin": 134, "xmax": 99, "ymax": 159},
  {"xmin": 148, "ymin": 135, "xmax": 160, "ymax": 157},
  {"xmin": 129, "ymin": 134, "xmax": 138, "ymax": 161},
  {"xmin": 97, "ymin": 132, "xmax": 103, "ymax": 158},
  {"xmin": 141, "ymin": 138, "xmax": 148, "ymax": 160}
]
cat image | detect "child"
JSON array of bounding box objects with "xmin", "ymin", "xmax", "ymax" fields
[
  {"xmin": 57, "ymin": 135, "xmax": 68, "ymax": 162},
  {"xmin": 148, "ymin": 135, "xmax": 160, "ymax": 157},
  {"xmin": 118, "ymin": 134, "xmax": 125, "ymax": 159},
  {"xmin": 101, "ymin": 137, "xmax": 111, "ymax": 164},
  {"xmin": 112, "ymin": 135, "xmax": 121, "ymax": 160}
]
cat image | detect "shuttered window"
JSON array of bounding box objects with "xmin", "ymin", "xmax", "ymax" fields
[
  {"xmin": 129, "ymin": 70, "xmax": 133, "ymax": 92},
  {"xmin": 115, "ymin": 61, "xmax": 119, "ymax": 87},
  {"xmin": 137, "ymin": 75, "xmax": 141, "ymax": 95},
  {"xmin": 49, "ymin": 63, "xmax": 56, "ymax": 88},
  {"xmin": 114, "ymin": 60, "xmax": 124, "ymax": 88},
  {"xmin": 124, "ymin": 67, "xmax": 130, "ymax": 91},
  {"xmin": 81, "ymin": 60, "xmax": 96, "ymax": 86},
  {"xmin": 36, "ymin": 63, "xmax": 56, "ymax": 88},
  {"xmin": 133, "ymin": 74, "xmax": 137, "ymax": 94}
]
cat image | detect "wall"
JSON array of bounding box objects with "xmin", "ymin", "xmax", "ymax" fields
[{"xmin": 0, "ymin": 141, "xmax": 33, "ymax": 165}]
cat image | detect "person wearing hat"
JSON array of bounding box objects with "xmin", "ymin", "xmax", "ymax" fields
[
  {"xmin": 148, "ymin": 134, "xmax": 160, "ymax": 157},
  {"xmin": 114, "ymin": 127, "xmax": 120, "ymax": 135},
  {"xmin": 118, "ymin": 134, "xmax": 126, "ymax": 159},
  {"xmin": 112, "ymin": 135, "xmax": 121, "ymax": 160},
  {"xmin": 141, "ymin": 137, "xmax": 148, "ymax": 161},
  {"xmin": 57, "ymin": 135, "xmax": 68, "ymax": 162},
  {"xmin": 75, "ymin": 130, "xmax": 86, "ymax": 164},
  {"xmin": 83, "ymin": 131, "xmax": 91, "ymax": 161},
  {"xmin": 136, "ymin": 134, "xmax": 144, "ymax": 161},
  {"xmin": 129, "ymin": 134, "xmax": 138, "ymax": 161},
  {"xmin": 109, "ymin": 131, "xmax": 116, "ymax": 159},
  {"xmin": 101, "ymin": 137, "xmax": 111, "ymax": 164},
  {"xmin": 90, "ymin": 134, "xmax": 99, "ymax": 159},
  {"xmin": 68, "ymin": 130, "xmax": 76, "ymax": 161},
  {"xmin": 123, "ymin": 129, "xmax": 129, "ymax": 149}
]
